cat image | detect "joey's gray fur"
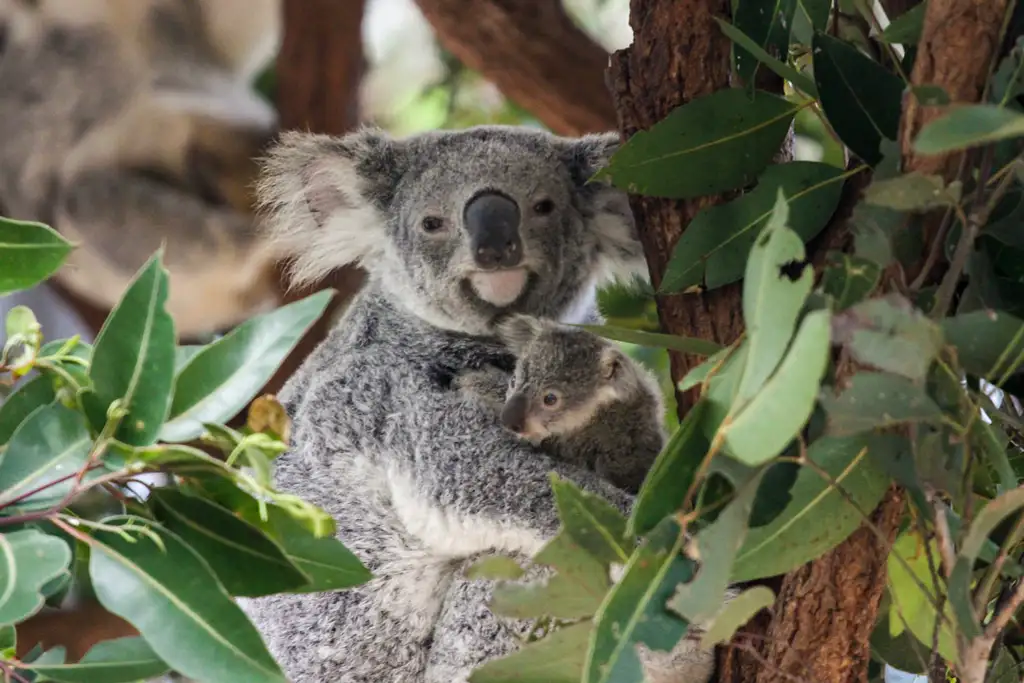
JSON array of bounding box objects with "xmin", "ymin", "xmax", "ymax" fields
[
  {"xmin": 0, "ymin": 0, "xmax": 281, "ymax": 336},
  {"xmin": 239, "ymin": 124, "xmax": 721, "ymax": 683},
  {"xmin": 455, "ymin": 313, "xmax": 667, "ymax": 494}
]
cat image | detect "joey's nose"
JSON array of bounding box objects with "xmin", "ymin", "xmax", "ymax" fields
[
  {"xmin": 464, "ymin": 191, "xmax": 523, "ymax": 269},
  {"xmin": 501, "ymin": 394, "xmax": 528, "ymax": 433}
]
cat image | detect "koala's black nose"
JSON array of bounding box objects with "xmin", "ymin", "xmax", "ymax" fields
[
  {"xmin": 501, "ymin": 394, "xmax": 528, "ymax": 433},
  {"xmin": 464, "ymin": 191, "xmax": 523, "ymax": 269}
]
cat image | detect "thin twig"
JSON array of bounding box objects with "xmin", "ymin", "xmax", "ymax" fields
[{"xmin": 977, "ymin": 512, "xmax": 1024, "ymax": 616}]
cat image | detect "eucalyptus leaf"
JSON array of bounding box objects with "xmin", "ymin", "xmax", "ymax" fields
[
  {"xmin": 820, "ymin": 252, "xmax": 882, "ymax": 310},
  {"xmin": 914, "ymin": 105, "xmax": 1024, "ymax": 155},
  {"xmin": 886, "ymin": 531, "xmax": 957, "ymax": 662},
  {"xmin": 0, "ymin": 218, "xmax": 74, "ymax": 295},
  {"xmin": 660, "ymin": 162, "xmax": 846, "ymax": 294},
  {"xmin": 594, "ymin": 88, "xmax": 799, "ymax": 199},
  {"xmin": 585, "ymin": 517, "xmax": 694, "ymax": 683},
  {"xmin": 813, "ymin": 32, "xmax": 904, "ymax": 166},
  {"xmin": 551, "ymin": 475, "xmax": 632, "ymax": 566},
  {"xmin": 26, "ymin": 636, "xmax": 170, "ymax": 683},
  {"xmin": 468, "ymin": 620, "xmax": 592, "ymax": 683},
  {"xmin": 731, "ymin": 0, "xmax": 799, "ymax": 87},
  {"xmin": 0, "ymin": 529, "xmax": 72, "ymax": 626},
  {"xmin": 863, "ymin": 173, "xmax": 962, "ymax": 212},
  {"xmin": 699, "ymin": 586, "xmax": 775, "ymax": 649},
  {"xmin": 160, "ymin": 290, "xmax": 333, "ymax": 442},
  {"xmin": 87, "ymin": 516, "xmax": 287, "ymax": 683},
  {"xmin": 465, "ymin": 555, "xmax": 525, "ymax": 581},
  {"xmin": 715, "ymin": 18, "xmax": 818, "ymax": 96},
  {"xmin": 81, "ymin": 252, "xmax": 175, "ymax": 446},
  {"xmin": 0, "ymin": 375, "xmax": 55, "ymax": 446},
  {"xmin": 732, "ymin": 434, "xmax": 897, "ymax": 581},
  {"xmin": 942, "ymin": 310, "xmax": 1024, "ymax": 385},
  {"xmin": 878, "ymin": 2, "xmax": 925, "ymax": 45},
  {"xmin": 820, "ymin": 372, "xmax": 944, "ymax": 435},
  {"xmin": 149, "ymin": 489, "xmax": 310, "ymax": 597},
  {"xmin": 577, "ymin": 324, "xmax": 722, "ymax": 356}
]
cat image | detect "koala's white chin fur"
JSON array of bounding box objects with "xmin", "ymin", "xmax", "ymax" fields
[{"xmin": 469, "ymin": 268, "xmax": 528, "ymax": 307}]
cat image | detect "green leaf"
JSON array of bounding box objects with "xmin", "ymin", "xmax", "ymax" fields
[
  {"xmin": 886, "ymin": 531, "xmax": 957, "ymax": 662},
  {"xmin": 716, "ymin": 18, "xmax": 818, "ymax": 97},
  {"xmin": 491, "ymin": 532, "xmax": 610, "ymax": 620},
  {"xmin": 669, "ymin": 467, "xmax": 767, "ymax": 623},
  {"xmin": 879, "ymin": 2, "xmax": 925, "ymax": 45},
  {"xmin": 0, "ymin": 218, "xmax": 74, "ymax": 295},
  {"xmin": 551, "ymin": 475, "xmax": 632, "ymax": 566},
  {"xmin": 791, "ymin": 0, "xmax": 830, "ymax": 45},
  {"xmin": 148, "ymin": 490, "xmax": 310, "ymax": 597},
  {"xmin": 915, "ymin": 105, "xmax": 1024, "ymax": 155},
  {"xmin": 821, "ymin": 252, "xmax": 882, "ymax": 310},
  {"xmin": 577, "ymin": 324, "xmax": 722, "ymax": 356},
  {"xmin": 256, "ymin": 505, "xmax": 372, "ymax": 593},
  {"xmin": 661, "ymin": 162, "xmax": 847, "ymax": 294},
  {"xmin": 0, "ymin": 403, "xmax": 93, "ymax": 510},
  {"xmin": 735, "ymin": 190, "xmax": 815, "ymax": 407},
  {"xmin": 949, "ymin": 486, "xmax": 1024, "ymax": 639},
  {"xmin": 699, "ymin": 586, "xmax": 775, "ymax": 649},
  {"xmin": 25, "ymin": 636, "xmax": 170, "ymax": 683},
  {"xmin": 468, "ymin": 620, "xmax": 592, "ymax": 683},
  {"xmin": 0, "ymin": 376, "xmax": 55, "ymax": 446},
  {"xmin": 729, "ymin": 0, "xmax": 800, "ymax": 88},
  {"xmin": 732, "ymin": 434, "xmax": 897, "ymax": 581},
  {"xmin": 595, "ymin": 88, "xmax": 800, "ymax": 199},
  {"xmin": 813, "ymin": 32, "xmax": 904, "ymax": 165},
  {"xmin": 851, "ymin": 201, "xmax": 899, "ymax": 268},
  {"xmin": 0, "ymin": 623, "xmax": 14, "ymax": 653},
  {"xmin": 0, "ymin": 529, "xmax": 72, "ymax": 626},
  {"xmin": 721, "ymin": 309, "xmax": 832, "ymax": 466},
  {"xmin": 585, "ymin": 517, "xmax": 694, "ymax": 683},
  {"xmin": 630, "ymin": 399, "xmax": 711, "ymax": 537},
  {"xmin": 81, "ymin": 252, "xmax": 175, "ymax": 446},
  {"xmin": 87, "ymin": 515, "xmax": 286, "ymax": 683},
  {"xmin": 942, "ymin": 310, "xmax": 1024, "ymax": 385},
  {"xmin": 864, "ymin": 172, "xmax": 962, "ymax": 212},
  {"xmin": 832, "ymin": 295, "xmax": 944, "ymax": 382},
  {"xmin": 465, "ymin": 555, "xmax": 525, "ymax": 581},
  {"xmin": 36, "ymin": 338, "xmax": 92, "ymax": 392},
  {"xmin": 174, "ymin": 345, "xmax": 204, "ymax": 374},
  {"xmin": 678, "ymin": 347, "xmax": 733, "ymax": 392},
  {"xmin": 820, "ymin": 372, "xmax": 944, "ymax": 436},
  {"xmin": 160, "ymin": 291, "xmax": 333, "ymax": 442}
]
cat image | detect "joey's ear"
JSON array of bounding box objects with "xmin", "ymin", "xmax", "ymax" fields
[
  {"xmin": 561, "ymin": 132, "xmax": 648, "ymax": 288},
  {"xmin": 256, "ymin": 127, "xmax": 404, "ymax": 288},
  {"xmin": 496, "ymin": 314, "xmax": 545, "ymax": 353},
  {"xmin": 599, "ymin": 346, "xmax": 626, "ymax": 381}
]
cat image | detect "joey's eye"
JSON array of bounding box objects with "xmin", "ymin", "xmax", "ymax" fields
[
  {"xmin": 421, "ymin": 216, "xmax": 445, "ymax": 234},
  {"xmin": 542, "ymin": 392, "xmax": 560, "ymax": 407},
  {"xmin": 533, "ymin": 199, "xmax": 555, "ymax": 215}
]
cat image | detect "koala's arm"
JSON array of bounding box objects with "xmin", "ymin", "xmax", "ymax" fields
[{"xmin": 453, "ymin": 366, "xmax": 510, "ymax": 409}]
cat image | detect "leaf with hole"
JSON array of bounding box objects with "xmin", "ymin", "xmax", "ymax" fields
[
  {"xmin": 660, "ymin": 162, "xmax": 846, "ymax": 294},
  {"xmin": 25, "ymin": 636, "xmax": 170, "ymax": 683},
  {"xmin": 914, "ymin": 105, "xmax": 1024, "ymax": 155},
  {"xmin": 0, "ymin": 218, "xmax": 74, "ymax": 295},
  {"xmin": 551, "ymin": 475, "xmax": 632, "ymax": 566},
  {"xmin": 813, "ymin": 32, "xmax": 904, "ymax": 165},
  {"xmin": 585, "ymin": 517, "xmax": 694, "ymax": 683},
  {"xmin": 0, "ymin": 403, "xmax": 95, "ymax": 511},
  {"xmin": 87, "ymin": 516, "xmax": 287, "ymax": 683},
  {"xmin": 732, "ymin": 434, "xmax": 897, "ymax": 581},
  {"xmin": 820, "ymin": 372, "xmax": 943, "ymax": 436},
  {"xmin": 831, "ymin": 295, "xmax": 944, "ymax": 382},
  {"xmin": 0, "ymin": 529, "xmax": 72, "ymax": 626},
  {"xmin": 149, "ymin": 490, "xmax": 310, "ymax": 597},
  {"xmin": 81, "ymin": 252, "xmax": 175, "ymax": 446},
  {"xmin": 160, "ymin": 290, "xmax": 333, "ymax": 442},
  {"xmin": 468, "ymin": 621, "xmax": 592, "ymax": 683},
  {"xmin": 594, "ymin": 88, "xmax": 800, "ymax": 199},
  {"xmin": 699, "ymin": 586, "xmax": 775, "ymax": 649},
  {"xmin": 730, "ymin": 0, "xmax": 799, "ymax": 88}
]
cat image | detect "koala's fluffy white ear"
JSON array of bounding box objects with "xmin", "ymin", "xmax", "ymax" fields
[
  {"xmin": 563, "ymin": 133, "xmax": 649, "ymax": 288},
  {"xmin": 256, "ymin": 127, "xmax": 402, "ymax": 288},
  {"xmin": 496, "ymin": 314, "xmax": 545, "ymax": 353}
]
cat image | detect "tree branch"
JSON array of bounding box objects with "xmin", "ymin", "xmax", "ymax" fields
[{"xmin": 414, "ymin": 0, "xmax": 617, "ymax": 135}]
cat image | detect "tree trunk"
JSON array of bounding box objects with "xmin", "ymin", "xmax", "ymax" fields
[{"xmin": 414, "ymin": 0, "xmax": 617, "ymax": 135}]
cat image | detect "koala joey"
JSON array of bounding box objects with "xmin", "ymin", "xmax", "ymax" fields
[
  {"xmin": 0, "ymin": 0, "xmax": 282, "ymax": 337},
  {"xmin": 455, "ymin": 313, "xmax": 667, "ymax": 494}
]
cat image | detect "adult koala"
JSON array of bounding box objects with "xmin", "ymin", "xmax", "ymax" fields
[{"xmin": 241, "ymin": 125, "xmax": 716, "ymax": 683}]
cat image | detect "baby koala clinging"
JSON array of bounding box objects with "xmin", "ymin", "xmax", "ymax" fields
[{"xmin": 455, "ymin": 314, "xmax": 668, "ymax": 494}]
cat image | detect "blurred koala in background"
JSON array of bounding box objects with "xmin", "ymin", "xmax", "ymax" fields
[{"xmin": 0, "ymin": 0, "xmax": 283, "ymax": 338}]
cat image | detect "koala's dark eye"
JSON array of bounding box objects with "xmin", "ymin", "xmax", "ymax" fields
[
  {"xmin": 542, "ymin": 392, "xmax": 560, "ymax": 407},
  {"xmin": 421, "ymin": 216, "xmax": 445, "ymax": 234},
  {"xmin": 533, "ymin": 199, "xmax": 555, "ymax": 215}
]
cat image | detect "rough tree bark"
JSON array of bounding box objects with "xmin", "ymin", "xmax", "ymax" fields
[{"xmin": 414, "ymin": 0, "xmax": 617, "ymax": 135}]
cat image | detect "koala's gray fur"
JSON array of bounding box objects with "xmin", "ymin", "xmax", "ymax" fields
[
  {"xmin": 456, "ymin": 313, "xmax": 667, "ymax": 494},
  {"xmin": 0, "ymin": 0, "xmax": 281, "ymax": 337},
  {"xmin": 238, "ymin": 124, "xmax": 721, "ymax": 683}
]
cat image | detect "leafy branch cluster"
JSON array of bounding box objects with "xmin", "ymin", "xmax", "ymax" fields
[
  {"xmin": 460, "ymin": 1, "xmax": 1024, "ymax": 682},
  {"xmin": 0, "ymin": 220, "xmax": 371, "ymax": 683}
]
